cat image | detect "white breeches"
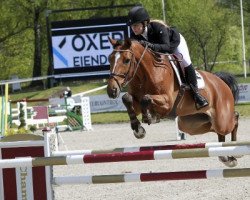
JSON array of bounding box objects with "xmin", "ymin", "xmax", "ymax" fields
[{"xmin": 174, "ymin": 34, "xmax": 192, "ymax": 68}]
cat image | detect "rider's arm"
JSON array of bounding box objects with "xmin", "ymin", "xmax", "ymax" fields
[{"xmin": 153, "ymin": 25, "xmax": 180, "ymax": 54}]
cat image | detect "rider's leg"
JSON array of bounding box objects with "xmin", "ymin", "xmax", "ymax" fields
[
  {"xmin": 174, "ymin": 34, "xmax": 208, "ymax": 110},
  {"xmin": 184, "ymin": 64, "xmax": 208, "ymax": 109}
]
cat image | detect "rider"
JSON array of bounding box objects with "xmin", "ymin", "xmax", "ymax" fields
[{"xmin": 127, "ymin": 5, "xmax": 208, "ymax": 110}]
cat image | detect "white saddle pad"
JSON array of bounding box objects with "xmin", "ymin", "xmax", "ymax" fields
[
  {"xmin": 195, "ymin": 70, "xmax": 205, "ymax": 89},
  {"xmin": 168, "ymin": 55, "xmax": 205, "ymax": 89}
]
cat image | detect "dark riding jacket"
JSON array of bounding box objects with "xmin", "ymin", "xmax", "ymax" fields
[{"xmin": 130, "ymin": 21, "xmax": 180, "ymax": 54}]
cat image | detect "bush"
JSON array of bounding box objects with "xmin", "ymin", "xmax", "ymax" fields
[
  {"xmin": 17, "ymin": 127, "xmax": 30, "ymax": 134},
  {"xmin": 29, "ymin": 125, "xmax": 37, "ymax": 133}
]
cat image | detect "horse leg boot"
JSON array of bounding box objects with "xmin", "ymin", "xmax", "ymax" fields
[
  {"xmin": 184, "ymin": 65, "xmax": 208, "ymax": 110},
  {"xmin": 122, "ymin": 93, "xmax": 146, "ymax": 139}
]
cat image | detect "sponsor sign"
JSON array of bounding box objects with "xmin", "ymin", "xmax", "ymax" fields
[
  {"xmin": 238, "ymin": 83, "xmax": 250, "ymax": 103},
  {"xmin": 50, "ymin": 16, "xmax": 130, "ymax": 75},
  {"xmin": 50, "ymin": 93, "xmax": 126, "ymax": 113},
  {"xmin": 88, "ymin": 93, "xmax": 126, "ymax": 113}
]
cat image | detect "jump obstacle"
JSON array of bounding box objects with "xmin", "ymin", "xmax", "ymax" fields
[
  {"xmin": 54, "ymin": 168, "xmax": 250, "ymax": 185},
  {"xmin": 52, "ymin": 141, "xmax": 250, "ymax": 156},
  {"xmin": 8, "ymin": 95, "xmax": 92, "ymax": 136},
  {"xmin": 0, "ymin": 145, "xmax": 250, "ymax": 168},
  {"xmin": 0, "ymin": 130, "xmax": 250, "ymax": 200}
]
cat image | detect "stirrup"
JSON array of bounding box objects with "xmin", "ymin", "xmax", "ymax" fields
[
  {"xmin": 194, "ymin": 95, "xmax": 208, "ymax": 110},
  {"xmin": 195, "ymin": 101, "xmax": 208, "ymax": 110}
]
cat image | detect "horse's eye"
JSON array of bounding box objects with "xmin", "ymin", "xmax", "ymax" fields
[{"xmin": 124, "ymin": 59, "xmax": 130, "ymax": 64}]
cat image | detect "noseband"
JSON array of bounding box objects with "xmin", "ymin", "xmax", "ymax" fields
[{"xmin": 110, "ymin": 45, "xmax": 148, "ymax": 89}]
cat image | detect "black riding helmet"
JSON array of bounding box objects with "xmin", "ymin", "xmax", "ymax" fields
[{"xmin": 127, "ymin": 6, "xmax": 150, "ymax": 26}]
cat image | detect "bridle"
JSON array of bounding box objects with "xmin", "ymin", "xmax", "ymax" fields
[{"xmin": 109, "ymin": 44, "xmax": 148, "ymax": 90}]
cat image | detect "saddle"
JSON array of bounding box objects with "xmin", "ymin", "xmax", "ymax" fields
[
  {"xmin": 150, "ymin": 50, "xmax": 205, "ymax": 89},
  {"xmin": 149, "ymin": 50, "xmax": 184, "ymax": 79}
]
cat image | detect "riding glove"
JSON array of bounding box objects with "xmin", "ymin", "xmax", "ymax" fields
[{"xmin": 139, "ymin": 40, "xmax": 155, "ymax": 50}]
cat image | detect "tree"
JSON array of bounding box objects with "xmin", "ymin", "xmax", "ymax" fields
[
  {"xmin": 0, "ymin": 1, "xmax": 30, "ymax": 44},
  {"xmin": 218, "ymin": 0, "xmax": 250, "ymax": 72},
  {"xmin": 166, "ymin": 0, "xmax": 239, "ymax": 72},
  {"xmin": 0, "ymin": 1, "xmax": 32, "ymax": 79},
  {"xmin": 13, "ymin": 0, "xmax": 50, "ymax": 86}
]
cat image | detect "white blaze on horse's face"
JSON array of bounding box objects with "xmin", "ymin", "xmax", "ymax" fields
[
  {"xmin": 112, "ymin": 52, "xmax": 121, "ymax": 73},
  {"xmin": 115, "ymin": 52, "xmax": 121, "ymax": 66}
]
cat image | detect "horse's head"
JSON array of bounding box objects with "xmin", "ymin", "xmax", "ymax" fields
[{"xmin": 107, "ymin": 38, "xmax": 145, "ymax": 98}]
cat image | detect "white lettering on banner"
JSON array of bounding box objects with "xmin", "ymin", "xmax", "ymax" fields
[
  {"xmin": 52, "ymin": 31, "xmax": 124, "ymax": 69},
  {"xmin": 73, "ymin": 55, "xmax": 107, "ymax": 67}
]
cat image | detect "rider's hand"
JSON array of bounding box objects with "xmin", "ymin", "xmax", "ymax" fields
[{"xmin": 139, "ymin": 40, "xmax": 155, "ymax": 50}]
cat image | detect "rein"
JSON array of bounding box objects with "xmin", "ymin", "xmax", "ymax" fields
[{"xmin": 110, "ymin": 45, "xmax": 148, "ymax": 89}]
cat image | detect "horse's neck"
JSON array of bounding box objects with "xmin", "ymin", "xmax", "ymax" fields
[{"xmin": 133, "ymin": 51, "xmax": 176, "ymax": 92}]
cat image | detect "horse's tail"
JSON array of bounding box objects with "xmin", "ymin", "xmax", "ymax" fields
[{"xmin": 214, "ymin": 72, "xmax": 239, "ymax": 104}]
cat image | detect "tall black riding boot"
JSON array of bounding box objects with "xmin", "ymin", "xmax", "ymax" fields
[{"xmin": 184, "ymin": 65, "xmax": 208, "ymax": 110}]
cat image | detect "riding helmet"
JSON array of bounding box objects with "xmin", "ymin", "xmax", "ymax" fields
[{"xmin": 127, "ymin": 6, "xmax": 150, "ymax": 25}]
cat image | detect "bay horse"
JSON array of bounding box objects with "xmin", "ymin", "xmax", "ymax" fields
[{"xmin": 107, "ymin": 38, "xmax": 239, "ymax": 167}]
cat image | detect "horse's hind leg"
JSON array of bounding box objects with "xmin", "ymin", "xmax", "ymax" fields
[
  {"xmin": 231, "ymin": 111, "xmax": 239, "ymax": 141},
  {"xmin": 231, "ymin": 111, "xmax": 243, "ymax": 158},
  {"xmin": 122, "ymin": 93, "xmax": 146, "ymax": 139},
  {"xmin": 217, "ymin": 111, "xmax": 239, "ymax": 167}
]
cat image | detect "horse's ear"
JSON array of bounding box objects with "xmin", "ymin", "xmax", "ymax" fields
[
  {"xmin": 108, "ymin": 37, "xmax": 117, "ymax": 47},
  {"xmin": 124, "ymin": 38, "xmax": 132, "ymax": 48}
]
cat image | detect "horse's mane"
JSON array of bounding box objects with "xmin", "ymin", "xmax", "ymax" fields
[
  {"xmin": 111, "ymin": 39, "xmax": 170, "ymax": 68},
  {"xmin": 129, "ymin": 40, "xmax": 169, "ymax": 68}
]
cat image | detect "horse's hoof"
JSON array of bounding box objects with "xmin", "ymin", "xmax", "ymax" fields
[
  {"xmin": 218, "ymin": 156, "xmax": 238, "ymax": 168},
  {"xmin": 180, "ymin": 133, "xmax": 186, "ymax": 140},
  {"xmin": 133, "ymin": 126, "xmax": 146, "ymax": 139},
  {"xmin": 176, "ymin": 132, "xmax": 186, "ymax": 141}
]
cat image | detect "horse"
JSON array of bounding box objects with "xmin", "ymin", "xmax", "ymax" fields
[{"xmin": 107, "ymin": 38, "xmax": 239, "ymax": 167}]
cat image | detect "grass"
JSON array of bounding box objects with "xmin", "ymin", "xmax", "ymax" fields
[
  {"xmin": 236, "ymin": 76, "xmax": 250, "ymax": 83},
  {"xmin": 91, "ymin": 112, "xmax": 131, "ymax": 124},
  {"xmin": 235, "ymin": 103, "xmax": 250, "ymax": 118},
  {"xmin": 9, "ymin": 81, "xmax": 107, "ymax": 101}
]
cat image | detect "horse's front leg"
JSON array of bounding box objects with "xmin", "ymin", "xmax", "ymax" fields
[
  {"xmin": 140, "ymin": 95, "xmax": 153, "ymax": 124},
  {"xmin": 141, "ymin": 94, "xmax": 172, "ymax": 125},
  {"xmin": 122, "ymin": 93, "xmax": 146, "ymax": 139}
]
